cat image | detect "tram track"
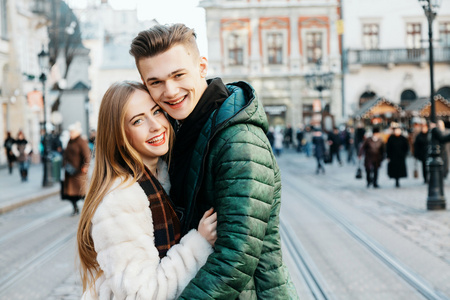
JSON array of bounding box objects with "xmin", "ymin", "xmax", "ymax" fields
[
  {"xmin": 282, "ymin": 171, "xmax": 449, "ymax": 300},
  {"xmin": 0, "ymin": 205, "xmax": 71, "ymax": 247},
  {"xmin": 0, "ymin": 229, "xmax": 76, "ymax": 297},
  {"xmin": 281, "ymin": 219, "xmax": 336, "ymax": 300}
]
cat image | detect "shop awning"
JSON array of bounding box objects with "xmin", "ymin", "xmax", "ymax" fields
[
  {"xmin": 354, "ymin": 97, "xmax": 402, "ymax": 119},
  {"xmin": 404, "ymin": 95, "xmax": 450, "ymax": 117}
]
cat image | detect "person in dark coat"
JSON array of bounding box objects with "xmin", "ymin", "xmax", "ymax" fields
[
  {"xmin": 358, "ymin": 127, "xmax": 385, "ymax": 188},
  {"xmin": 432, "ymin": 120, "xmax": 450, "ymax": 179},
  {"xmin": 11, "ymin": 131, "xmax": 32, "ymax": 182},
  {"xmin": 414, "ymin": 123, "xmax": 429, "ymax": 183},
  {"xmin": 296, "ymin": 125, "xmax": 304, "ymax": 153},
  {"xmin": 386, "ymin": 124, "xmax": 409, "ymax": 187},
  {"xmin": 354, "ymin": 122, "xmax": 366, "ymax": 154},
  {"xmin": 4, "ymin": 131, "xmax": 15, "ymax": 174},
  {"xmin": 266, "ymin": 126, "xmax": 275, "ymax": 149},
  {"xmin": 62, "ymin": 122, "xmax": 91, "ymax": 215},
  {"xmin": 327, "ymin": 127, "xmax": 342, "ymax": 165},
  {"xmin": 312, "ymin": 128, "xmax": 326, "ymax": 174}
]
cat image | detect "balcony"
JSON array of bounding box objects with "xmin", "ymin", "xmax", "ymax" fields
[
  {"xmin": 346, "ymin": 47, "xmax": 450, "ymax": 66},
  {"xmin": 30, "ymin": 0, "xmax": 50, "ymax": 15}
]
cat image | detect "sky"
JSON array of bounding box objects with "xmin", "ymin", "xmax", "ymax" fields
[{"xmin": 67, "ymin": 0, "xmax": 209, "ymax": 56}]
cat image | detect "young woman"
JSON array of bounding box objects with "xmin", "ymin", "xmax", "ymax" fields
[{"xmin": 77, "ymin": 81, "xmax": 217, "ymax": 300}]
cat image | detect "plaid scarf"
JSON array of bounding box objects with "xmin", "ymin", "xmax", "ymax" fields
[{"xmin": 137, "ymin": 167, "xmax": 181, "ymax": 258}]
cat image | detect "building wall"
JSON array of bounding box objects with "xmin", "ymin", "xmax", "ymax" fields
[
  {"xmin": 343, "ymin": 0, "xmax": 450, "ymax": 118},
  {"xmin": 201, "ymin": 0, "xmax": 342, "ymax": 130},
  {"xmin": 74, "ymin": 3, "xmax": 157, "ymax": 132},
  {"xmin": 0, "ymin": 0, "xmax": 48, "ymax": 164}
]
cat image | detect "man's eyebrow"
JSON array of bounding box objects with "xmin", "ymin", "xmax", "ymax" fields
[{"xmin": 146, "ymin": 68, "xmax": 186, "ymax": 83}]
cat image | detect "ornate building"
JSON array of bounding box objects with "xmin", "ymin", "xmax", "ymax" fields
[
  {"xmin": 343, "ymin": 0, "xmax": 450, "ymax": 125},
  {"xmin": 200, "ymin": 0, "xmax": 343, "ymax": 130},
  {"xmin": 0, "ymin": 0, "xmax": 48, "ymax": 164}
]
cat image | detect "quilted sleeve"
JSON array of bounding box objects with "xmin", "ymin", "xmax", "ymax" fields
[
  {"xmin": 91, "ymin": 182, "xmax": 213, "ymax": 300},
  {"xmin": 178, "ymin": 125, "xmax": 275, "ymax": 299}
]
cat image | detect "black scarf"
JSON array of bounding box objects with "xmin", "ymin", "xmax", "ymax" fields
[{"xmin": 169, "ymin": 78, "xmax": 230, "ymax": 219}]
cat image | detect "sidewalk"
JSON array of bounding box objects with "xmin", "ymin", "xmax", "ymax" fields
[{"xmin": 0, "ymin": 163, "xmax": 60, "ymax": 214}]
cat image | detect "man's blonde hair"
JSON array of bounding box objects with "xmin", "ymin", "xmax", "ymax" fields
[{"xmin": 130, "ymin": 23, "xmax": 199, "ymax": 71}]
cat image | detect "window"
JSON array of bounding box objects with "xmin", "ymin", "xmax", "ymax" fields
[
  {"xmin": 0, "ymin": 0, "xmax": 7, "ymax": 39},
  {"xmin": 400, "ymin": 89, "xmax": 417, "ymax": 108},
  {"xmin": 362, "ymin": 24, "xmax": 379, "ymax": 49},
  {"xmin": 267, "ymin": 32, "xmax": 283, "ymax": 64},
  {"xmin": 440, "ymin": 22, "xmax": 450, "ymax": 47},
  {"xmin": 437, "ymin": 87, "xmax": 450, "ymax": 100},
  {"xmin": 406, "ymin": 23, "xmax": 421, "ymax": 49},
  {"xmin": 228, "ymin": 34, "xmax": 244, "ymax": 66},
  {"xmin": 359, "ymin": 91, "xmax": 376, "ymax": 107},
  {"xmin": 306, "ymin": 32, "xmax": 322, "ymax": 63}
]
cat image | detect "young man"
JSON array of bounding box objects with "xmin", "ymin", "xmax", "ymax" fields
[{"xmin": 130, "ymin": 23, "xmax": 298, "ymax": 299}]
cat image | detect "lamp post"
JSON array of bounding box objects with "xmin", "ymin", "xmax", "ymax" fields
[
  {"xmin": 38, "ymin": 47, "xmax": 53, "ymax": 187},
  {"xmin": 418, "ymin": 0, "xmax": 446, "ymax": 210},
  {"xmin": 305, "ymin": 60, "xmax": 334, "ymax": 130}
]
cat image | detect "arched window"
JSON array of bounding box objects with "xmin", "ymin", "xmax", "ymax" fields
[
  {"xmin": 400, "ymin": 89, "xmax": 417, "ymax": 108},
  {"xmin": 437, "ymin": 87, "xmax": 450, "ymax": 100},
  {"xmin": 359, "ymin": 91, "xmax": 376, "ymax": 107}
]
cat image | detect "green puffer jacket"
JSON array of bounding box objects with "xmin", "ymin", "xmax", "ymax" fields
[{"xmin": 178, "ymin": 81, "xmax": 298, "ymax": 299}]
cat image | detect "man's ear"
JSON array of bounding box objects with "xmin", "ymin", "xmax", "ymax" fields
[{"xmin": 199, "ymin": 56, "xmax": 208, "ymax": 78}]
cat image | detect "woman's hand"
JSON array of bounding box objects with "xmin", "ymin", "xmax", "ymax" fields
[{"xmin": 197, "ymin": 208, "xmax": 217, "ymax": 246}]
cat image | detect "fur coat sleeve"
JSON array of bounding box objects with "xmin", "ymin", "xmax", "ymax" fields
[{"xmin": 81, "ymin": 178, "xmax": 213, "ymax": 300}]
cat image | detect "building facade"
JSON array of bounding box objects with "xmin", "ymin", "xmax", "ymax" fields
[
  {"xmin": 73, "ymin": 0, "xmax": 157, "ymax": 132},
  {"xmin": 200, "ymin": 0, "xmax": 343, "ymax": 130},
  {"xmin": 0, "ymin": 0, "xmax": 49, "ymax": 164},
  {"xmin": 343, "ymin": 0, "xmax": 450, "ymax": 123}
]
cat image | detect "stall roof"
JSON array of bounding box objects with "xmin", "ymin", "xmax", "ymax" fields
[
  {"xmin": 354, "ymin": 97, "xmax": 402, "ymax": 119},
  {"xmin": 404, "ymin": 95, "xmax": 450, "ymax": 117}
]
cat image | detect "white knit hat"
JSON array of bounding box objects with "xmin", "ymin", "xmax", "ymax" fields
[{"xmin": 68, "ymin": 121, "xmax": 82, "ymax": 133}]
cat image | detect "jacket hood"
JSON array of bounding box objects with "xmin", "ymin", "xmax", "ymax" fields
[{"xmin": 213, "ymin": 81, "xmax": 268, "ymax": 133}]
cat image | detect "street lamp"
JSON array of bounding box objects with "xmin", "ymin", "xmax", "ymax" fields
[
  {"xmin": 418, "ymin": 0, "xmax": 446, "ymax": 210},
  {"xmin": 305, "ymin": 60, "xmax": 334, "ymax": 130},
  {"xmin": 38, "ymin": 47, "xmax": 53, "ymax": 187}
]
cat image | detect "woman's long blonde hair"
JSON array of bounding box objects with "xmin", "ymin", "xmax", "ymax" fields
[{"xmin": 77, "ymin": 81, "xmax": 173, "ymax": 291}]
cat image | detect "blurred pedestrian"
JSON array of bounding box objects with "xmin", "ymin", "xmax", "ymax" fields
[
  {"xmin": 62, "ymin": 122, "xmax": 91, "ymax": 216},
  {"xmin": 358, "ymin": 127, "xmax": 385, "ymax": 188},
  {"xmin": 414, "ymin": 122, "xmax": 429, "ymax": 183},
  {"xmin": 4, "ymin": 131, "xmax": 15, "ymax": 174},
  {"xmin": 327, "ymin": 127, "xmax": 342, "ymax": 165},
  {"xmin": 430, "ymin": 120, "xmax": 450, "ymax": 180},
  {"xmin": 88, "ymin": 129, "xmax": 96, "ymax": 154},
  {"xmin": 354, "ymin": 122, "xmax": 366, "ymax": 154},
  {"xmin": 346, "ymin": 127, "xmax": 356, "ymax": 164},
  {"xmin": 304, "ymin": 125, "xmax": 313, "ymax": 157},
  {"xmin": 296, "ymin": 125, "xmax": 304, "ymax": 153},
  {"xmin": 435, "ymin": 120, "xmax": 449, "ymax": 179},
  {"xmin": 386, "ymin": 123, "xmax": 409, "ymax": 188},
  {"xmin": 284, "ymin": 124, "xmax": 293, "ymax": 149},
  {"xmin": 312, "ymin": 128, "xmax": 326, "ymax": 174},
  {"xmin": 50, "ymin": 130, "xmax": 63, "ymax": 154},
  {"xmin": 11, "ymin": 131, "xmax": 31, "ymax": 182},
  {"xmin": 77, "ymin": 81, "xmax": 216, "ymax": 299},
  {"xmin": 267, "ymin": 126, "xmax": 275, "ymax": 149},
  {"xmin": 274, "ymin": 127, "xmax": 284, "ymax": 156}
]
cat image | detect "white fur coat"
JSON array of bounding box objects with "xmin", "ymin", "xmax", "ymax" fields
[{"xmin": 81, "ymin": 170, "xmax": 213, "ymax": 300}]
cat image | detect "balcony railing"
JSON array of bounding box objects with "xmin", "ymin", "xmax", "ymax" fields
[
  {"xmin": 346, "ymin": 47, "xmax": 450, "ymax": 66},
  {"xmin": 31, "ymin": 0, "xmax": 50, "ymax": 15}
]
